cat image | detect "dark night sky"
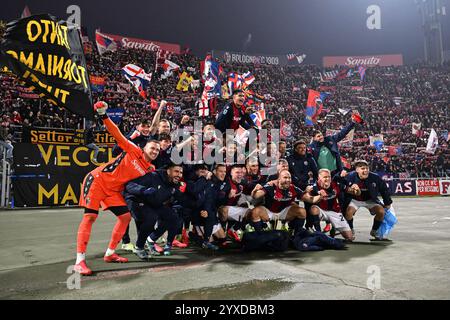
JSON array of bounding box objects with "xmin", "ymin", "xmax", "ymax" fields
[{"xmin": 2, "ymin": 0, "xmax": 449, "ymax": 64}]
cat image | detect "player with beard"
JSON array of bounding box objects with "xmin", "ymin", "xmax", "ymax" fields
[
  {"xmin": 125, "ymin": 163, "xmax": 186, "ymax": 258},
  {"xmin": 249, "ymin": 170, "xmax": 308, "ymax": 234}
]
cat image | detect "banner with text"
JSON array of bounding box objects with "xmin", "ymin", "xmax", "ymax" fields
[
  {"xmin": 0, "ymin": 14, "xmax": 94, "ymax": 120},
  {"xmin": 323, "ymin": 54, "xmax": 403, "ymax": 68},
  {"xmin": 416, "ymin": 179, "xmax": 440, "ymax": 196},
  {"xmin": 439, "ymin": 180, "xmax": 450, "ymax": 196},
  {"xmin": 98, "ymin": 31, "xmax": 180, "ymax": 54},
  {"xmin": 22, "ymin": 127, "xmax": 117, "ymax": 146},
  {"xmin": 12, "ymin": 143, "xmax": 114, "ymax": 207},
  {"xmin": 212, "ymin": 50, "xmax": 290, "ymax": 66},
  {"xmin": 389, "ymin": 179, "xmax": 417, "ymax": 196}
]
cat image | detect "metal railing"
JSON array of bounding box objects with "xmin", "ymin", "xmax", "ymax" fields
[{"xmin": 0, "ymin": 147, "xmax": 12, "ymax": 208}]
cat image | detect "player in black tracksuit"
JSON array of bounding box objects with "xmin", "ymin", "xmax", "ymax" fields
[
  {"xmin": 124, "ymin": 164, "xmax": 186, "ymax": 258},
  {"xmin": 188, "ymin": 164, "xmax": 228, "ymax": 250},
  {"xmin": 287, "ymin": 140, "xmax": 318, "ymax": 190}
]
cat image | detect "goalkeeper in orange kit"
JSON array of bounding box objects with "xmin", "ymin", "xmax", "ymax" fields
[{"xmin": 74, "ymin": 101, "xmax": 163, "ymax": 275}]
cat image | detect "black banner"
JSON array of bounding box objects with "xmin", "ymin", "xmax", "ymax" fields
[
  {"xmin": 0, "ymin": 14, "xmax": 94, "ymax": 120},
  {"xmin": 21, "ymin": 126, "xmax": 117, "ymax": 146},
  {"xmin": 12, "ymin": 143, "xmax": 113, "ymax": 207}
]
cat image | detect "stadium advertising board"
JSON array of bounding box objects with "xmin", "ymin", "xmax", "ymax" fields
[
  {"xmin": 390, "ymin": 179, "xmax": 416, "ymax": 196},
  {"xmin": 100, "ymin": 31, "xmax": 180, "ymax": 54},
  {"xmin": 416, "ymin": 179, "xmax": 440, "ymax": 196},
  {"xmin": 12, "ymin": 143, "xmax": 113, "ymax": 207},
  {"xmin": 439, "ymin": 180, "xmax": 450, "ymax": 195},
  {"xmin": 323, "ymin": 54, "xmax": 403, "ymax": 67},
  {"xmin": 212, "ymin": 50, "xmax": 288, "ymax": 66}
]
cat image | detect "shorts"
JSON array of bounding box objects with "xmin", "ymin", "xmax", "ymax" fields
[
  {"xmin": 194, "ymin": 223, "xmax": 222, "ymax": 236},
  {"xmin": 226, "ymin": 206, "xmax": 250, "ymax": 221},
  {"xmin": 348, "ymin": 199, "xmax": 381, "ymax": 215},
  {"xmin": 262, "ymin": 205, "xmax": 293, "ymax": 221},
  {"xmin": 79, "ymin": 173, "xmax": 127, "ymax": 211},
  {"xmin": 311, "ymin": 205, "xmax": 351, "ymax": 232},
  {"xmin": 237, "ymin": 194, "xmax": 253, "ymax": 207}
]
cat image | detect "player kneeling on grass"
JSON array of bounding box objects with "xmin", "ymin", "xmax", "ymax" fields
[
  {"xmin": 249, "ymin": 170, "xmax": 308, "ymax": 234},
  {"xmin": 74, "ymin": 101, "xmax": 159, "ymax": 276},
  {"xmin": 125, "ymin": 163, "xmax": 186, "ymax": 259},
  {"xmin": 217, "ymin": 165, "xmax": 251, "ymax": 242},
  {"xmin": 303, "ymin": 169, "xmax": 360, "ymax": 241},
  {"xmin": 344, "ymin": 160, "xmax": 393, "ymax": 240}
]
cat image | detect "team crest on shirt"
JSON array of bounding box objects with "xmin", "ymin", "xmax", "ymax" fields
[
  {"xmin": 304, "ymin": 161, "xmax": 308, "ymax": 166},
  {"xmin": 372, "ymin": 182, "xmax": 376, "ymax": 188},
  {"xmin": 274, "ymin": 191, "xmax": 292, "ymax": 201},
  {"xmin": 85, "ymin": 197, "xmax": 90, "ymax": 205}
]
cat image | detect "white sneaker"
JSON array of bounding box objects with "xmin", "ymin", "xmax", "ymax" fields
[{"xmin": 121, "ymin": 243, "xmax": 136, "ymax": 253}]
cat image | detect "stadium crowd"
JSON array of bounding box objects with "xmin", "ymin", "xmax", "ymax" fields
[
  {"xmin": 1, "ymin": 31, "xmax": 449, "ymax": 274},
  {"xmin": 1, "ymin": 44, "xmax": 449, "ymax": 178}
]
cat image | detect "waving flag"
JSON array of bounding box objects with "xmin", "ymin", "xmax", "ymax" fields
[
  {"xmin": 21, "ymin": 5, "xmax": 31, "ymax": 18},
  {"xmin": 155, "ymin": 49, "xmax": 170, "ymax": 70},
  {"xmin": 197, "ymin": 96, "xmax": 209, "ymax": 117},
  {"xmin": 320, "ymin": 70, "xmax": 338, "ymax": 82},
  {"xmin": 90, "ymin": 75, "xmax": 106, "ymax": 93},
  {"xmin": 286, "ymin": 53, "xmax": 306, "ymax": 65},
  {"xmin": 442, "ymin": 130, "xmax": 450, "ymax": 142},
  {"xmin": 227, "ymin": 73, "xmax": 242, "ymax": 95},
  {"xmin": 122, "ymin": 64, "xmax": 152, "ymax": 99},
  {"xmin": 305, "ymin": 90, "xmax": 331, "ymax": 126},
  {"xmin": 426, "ymin": 129, "xmax": 438, "ymax": 154},
  {"xmin": 235, "ymin": 126, "xmax": 250, "ymax": 145},
  {"xmin": 387, "ymin": 146, "xmax": 403, "ymax": 156},
  {"xmin": 251, "ymin": 109, "xmax": 266, "ymax": 128},
  {"xmin": 242, "ymin": 71, "xmax": 255, "ymax": 87},
  {"xmin": 201, "ymin": 55, "xmax": 222, "ymax": 101},
  {"xmin": 161, "ymin": 60, "xmax": 180, "ymax": 79},
  {"xmin": 338, "ymin": 108, "xmax": 351, "ymax": 115},
  {"xmin": 336, "ymin": 68, "xmax": 350, "ymax": 80},
  {"xmin": 95, "ymin": 30, "xmax": 117, "ymax": 55},
  {"xmin": 150, "ymin": 98, "xmax": 159, "ymax": 110},
  {"xmin": 280, "ymin": 119, "xmax": 293, "ymax": 140},
  {"xmin": 176, "ymin": 72, "xmax": 193, "ymax": 91},
  {"xmin": 190, "ymin": 79, "xmax": 200, "ymax": 91},
  {"xmin": 370, "ymin": 135, "xmax": 384, "ymax": 152},
  {"xmin": 358, "ymin": 66, "xmax": 366, "ymax": 81},
  {"xmin": 227, "ymin": 71, "xmax": 255, "ymax": 95}
]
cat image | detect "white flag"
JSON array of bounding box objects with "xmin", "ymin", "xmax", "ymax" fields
[
  {"xmin": 412, "ymin": 122, "xmax": 421, "ymax": 135},
  {"xmin": 161, "ymin": 60, "xmax": 180, "ymax": 79},
  {"xmin": 426, "ymin": 129, "xmax": 438, "ymax": 154},
  {"xmin": 338, "ymin": 108, "xmax": 351, "ymax": 115}
]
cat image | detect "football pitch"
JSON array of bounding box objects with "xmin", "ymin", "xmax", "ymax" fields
[{"xmin": 0, "ymin": 197, "xmax": 449, "ymax": 300}]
